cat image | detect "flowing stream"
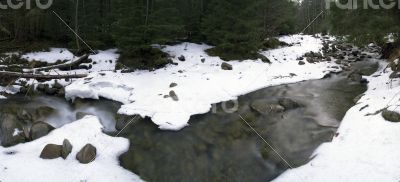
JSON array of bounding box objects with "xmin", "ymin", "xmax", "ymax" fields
[{"xmin": 0, "ymin": 60, "xmax": 379, "ymax": 182}]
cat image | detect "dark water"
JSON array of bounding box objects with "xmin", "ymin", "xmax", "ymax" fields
[{"xmin": 0, "ymin": 60, "xmax": 378, "ymax": 182}]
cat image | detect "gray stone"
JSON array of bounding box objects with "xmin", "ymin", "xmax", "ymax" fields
[
  {"xmin": 298, "ymin": 61, "xmax": 305, "ymax": 65},
  {"xmin": 250, "ymin": 100, "xmax": 285, "ymax": 115},
  {"xmin": 221, "ymin": 62, "xmax": 233, "ymax": 70},
  {"xmin": 178, "ymin": 55, "xmax": 185, "ymax": 61},
  {"xmin": 40, "ymin": 144, "xmax": 62, "ymax": 159},
  {"xmin": 278, "ymin": 98, "xmax": 301, "ymax": 110},
  {"xmin": 76, "ymin": 144, "xmax": 97, "ymax": 164},
  {"xmin": 30, "ymin": 121, "xmax": 55, "ymax": 140},
  {"xmin": 169, "ymin": 82, "xmax": 178, "ymax": 88},
  {"xmin": 0, "ymin": 113, "xmax": 25, "ymax": 147},
  {"xmin": 169, "ymin": 90, "xmax": 179, "ymax": 101},
  {"xmin": 62, "ymin": 139, "xmax": 73, "ymax": 159},
  {"xmin": 382, "ymin": 109, "xmax": 400, "ymax": 122}
]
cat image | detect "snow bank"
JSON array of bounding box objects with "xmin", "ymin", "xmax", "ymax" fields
[
  {"xmin": 274, "ymin": 62, "xmax": 400, "ymax": 182},
  {"xmin": 0, "ymin": 116, "xmax": 143, "ymax": 182},
  {"xmin": 22, "ymin": 48, "xmax": 75, "ymax": 64},
  {"xmin": 65, "ymin": 35, "xmax": 340, "ymax": 130}
]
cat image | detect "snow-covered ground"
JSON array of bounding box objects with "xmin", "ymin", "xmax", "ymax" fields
[
  {"xmin": 65, "ymin": 35, "xmax": 340, "ymax": 130},
  {"xmin": 274, "ymin": 62, "xmax": 400, "ymax": 182},
  {"xmin": 0, "ymin": 116, "xmax": 143, "ymax": 182},
  {"xmin": 22, "ymin": 48, "xmax": 76, "ymax": 64}
]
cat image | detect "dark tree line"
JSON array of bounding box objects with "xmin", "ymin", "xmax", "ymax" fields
[{"xmin": 0, "ymin": 0, "xmax": 298, "ymax": 68}]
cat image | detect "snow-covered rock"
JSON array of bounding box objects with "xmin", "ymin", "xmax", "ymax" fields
[
  {"xmin": 0, "ymin": 116, "xmax": 143, "ymax": 182},
  {"xmin": 274, "ymin": 62, "xmax": 400, "ymax": 182},
  {"xmin": 65, "ymin": 34, "xmax": 340, "ymax": 130}
]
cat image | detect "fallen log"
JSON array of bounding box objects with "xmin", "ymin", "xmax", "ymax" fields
[
  {"xmin": 0, "ymin": 71, "xmax": 87, "ymax": 79},
  {"xmin": 27, "ymin": 54, "xmax": 90, "ymax": 72}
]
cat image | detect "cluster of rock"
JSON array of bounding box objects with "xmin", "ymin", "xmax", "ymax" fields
[
  {"xmin": 0, "ymin": 106, "xmax": 56, "ymax": 147},
  {"xmin": 40, "ymin": 140, "xmax": 97, "ymax": 164},
  {"xmin": 20, "ymin": 80, "xmax": 66, "ymax": 96}
]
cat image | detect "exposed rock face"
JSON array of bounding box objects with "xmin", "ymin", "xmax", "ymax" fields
[
  {"xmin": 278, "ymin": 98, "xmax": 301, "ymax": 110},
  {"xmin": 62, "ymin": 139, "xmax": 73, "ymax": 159},
  {"xmin": 76, "ymin": 144, "xmax": 97, "ymax": 164},
  {"xmin": 221, "ymin": 62, "xmax": 233, "ymax": 70},
  {"xmin": 40, "ymin": 144, "xmax": 63, "ymax": 159},
  {"xmin": 169, "ymin": 90, "xmax": 179, "ymax": 101},
  {"xmin": 250, "ymin": 100, "xmax": 285, "ymax": 115},
  {"xmin": 0, "ymin": 113, "xmax": 25, "ymax": 147},
  {"xmin": 382, "ymin": 109, "xmax": 400, "ymax": 122},
  {"xmin": 30, "ymin": 121, "xmax": 55, "ymax": 140}
]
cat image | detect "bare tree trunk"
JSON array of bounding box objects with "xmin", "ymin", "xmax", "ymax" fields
[
  {"xmin": 75, "ymin": 0, "xmax": 81, "ymax": 50},
  {"xmin": 145, "ymin": 0, "xmax": 149, "ymax": 27},
  {"xmin": 26, "ymin": 54, "xmax": 90, "ymax": 72},
  {"xmin": 0, "ymin": 71, "xmax": 87, "ymax": 79}
]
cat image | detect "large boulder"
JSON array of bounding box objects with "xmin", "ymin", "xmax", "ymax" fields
[
  {"xmin": 278, "ymin": 98, "xmax": 301, "ymax": 110},
  {"xmin": 76, "ymin": 144, "xmax": 97, "ymax": 164},
  {"xmin": 382, "ymin": 109, "xmax": 400, "ymax": 122},
  {"xmin": 250, "ymin": 100, "xmax": 285, "ymax": 115},
  {"xmin": 30, "ymin": 121, "xmax": 55, "ymax": 140},
  {"xmin": 40, "ymin": 144, "xmax": 63, "ymax": 159},
  {"xmin": 62, "ymin": 139, "xmax": 73, "ymax": 159},
  {"xmin": 0, "ymin": 113, "xmax": 25, "ymax": 147}
]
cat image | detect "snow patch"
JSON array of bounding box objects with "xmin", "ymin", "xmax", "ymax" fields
[
  {"xmin": 22, "ymin": 48, "xmax": 76, "ymax": 64},
  {"xmin": 0, "ymin": 116, "xmax": 143, "ymax": 182},
  {"xmin": 274, "ymin": 62, "xmax": 400, "ymax": 182},
  {"xmin": 66, "ymin": 35, "xmax": 340, "ymax": 130}
]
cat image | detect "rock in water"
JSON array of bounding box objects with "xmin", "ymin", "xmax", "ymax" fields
[
  {"xmin": 178, "ymin": 55, "xmax": 186, "ymax": 61},
  {"xmin": 30, "ymin": 121, "xmax": 55, "ymax": 140},
  {"xmin": 221, "ymin": 62, "xmax": 233, "ymax": 70},
  {"xmin": 382, "ymin": 109, "xmax": 400, "ymax": 122},
  {"xmin": 278, "ymin": 98, "xmax": 301, "ymax": 110},
  {"xmin": 250, "ymin": 100, "xmax": 285, "ymax": 114},
  {"xmin": 169, "ymin": 90, "xmax": 179, "ymax": 101},
  {"xmin": 62, "ymin": 139, "xmax": 73, "ymax": 159},
  {"xmin": 40, "ymin": 144, "xmax": 62, "ymax": 159},
  {"xmin": 76, "ymin": 144, "xmax": 97, "ymax": 164},
  {"xmin": 0, "ymin": 113, "xmax": 25, "ymax": 147}
]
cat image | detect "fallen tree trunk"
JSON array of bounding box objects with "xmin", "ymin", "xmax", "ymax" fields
[
  {"xmin": 0, "ymin": 71, "xmax": 87, "ymax": 79},
  {"xmin": 27, "ymin": 54, "xmax": 90, "ymax": 72}
]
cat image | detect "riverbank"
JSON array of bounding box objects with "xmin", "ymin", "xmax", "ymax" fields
[{"xmin": 274, "ymin": 58, "xmax": 400, "ymax": 181}]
